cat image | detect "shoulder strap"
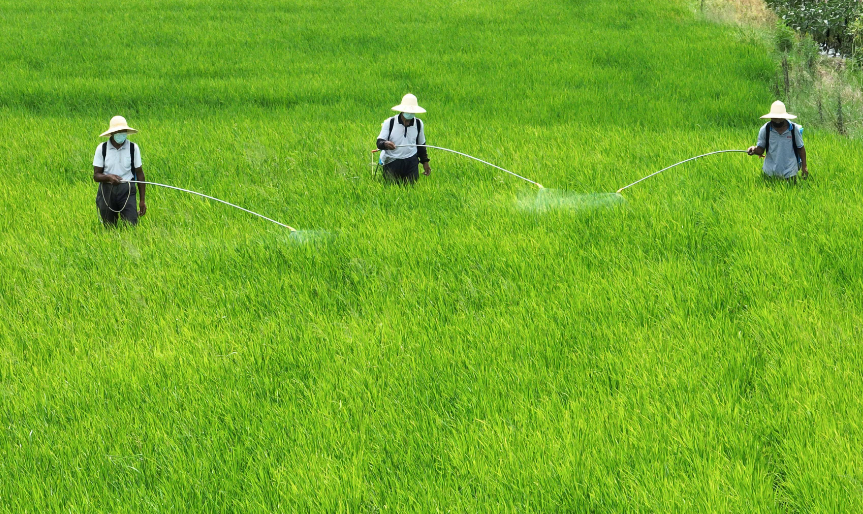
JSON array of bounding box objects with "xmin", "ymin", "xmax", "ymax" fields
[
  {"xmin": 102, "ymin": 141, "xmax": 108, "ymax": 160},
  {"xmin": 416, "ymin": 119, "xmax": 422, "ymax": 144},
  {"xmin": 763, "ymin": 123, "xmax": 771, "ymax": 154},
  {"xmin": 789, "ymin": 122, "xmax": 800, "ymax": 162},
  {"xmin": 129, "ymin": 142, "xmax": 136, "ymax": 177},
  {"xmin": 387, "ymin": 117, "xmax": 395, "ymax": 140}
]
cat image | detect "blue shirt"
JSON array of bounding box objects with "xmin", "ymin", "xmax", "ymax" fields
[{"xmin": 757, "ymin": 123, "xmax": 804, "ymax": 178}]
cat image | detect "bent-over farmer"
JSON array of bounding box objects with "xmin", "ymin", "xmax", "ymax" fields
[
  {"xmin": 747, "ymin": 100, "xmax": 808, "ymax": 181},
  {"xmin": 376, "ymin": 93, "xmax": 431, "ymax": 184},
  {"xmin": 93, "ymin": 116, "xmax": 146, "ymax": 225}
]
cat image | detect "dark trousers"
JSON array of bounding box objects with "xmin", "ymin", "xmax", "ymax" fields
[
  {"xmin": 383, "ymin": 155, "xmax": 419, "ymax": 184},
  {"xmin": 96, "ymin": 182, "xmax": 138, "ymax": 226}
]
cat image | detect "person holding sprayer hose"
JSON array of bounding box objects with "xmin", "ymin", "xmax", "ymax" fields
[
  {"xmin": 376, "ymin": 93, "xmax": 431, "ymax": 184},
  {"xmin": 747, "ymin": 101, "xmax": 808, "ymax": 181},
  {"xmin": 93, "ymin": 116, "xmax": 146, "ymax": 226}
]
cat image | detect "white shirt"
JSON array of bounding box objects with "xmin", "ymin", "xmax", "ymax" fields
[
  {"xmin": 93, "ymin": 140, "xmax": 142, "ymax": 182},
  {"xmin": 377, "ymin": 115, "xmax": 426, "ymax": 163}
]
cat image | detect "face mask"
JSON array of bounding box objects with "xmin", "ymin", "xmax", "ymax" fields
[
  {"xmin": 771, "ymin": 120, "xmax": 785, "ymax": 128},
  {"xmin": 113, "ymin": 133, "xmax": 127, "ymax": 144},
  {"xmin": 402, "ymin": 112, "xmax": 415, "ymax": 120}
]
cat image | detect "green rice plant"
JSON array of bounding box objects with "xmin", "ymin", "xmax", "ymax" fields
[{"xmin": 1, "ymin": 0, "xmax": 862, "ymax": 511}]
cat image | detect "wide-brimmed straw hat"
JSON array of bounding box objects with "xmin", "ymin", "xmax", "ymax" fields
[
  {"xmin": 760, "ymin": 100, "xmax": 797, "ymax": 120},
  {"xmin": 391, "ymin": 93, "xmax": 426, "ymax": 114},
  {"xmin": 99, "ymin": 115, "xmax": 138, "ymax": 137}
]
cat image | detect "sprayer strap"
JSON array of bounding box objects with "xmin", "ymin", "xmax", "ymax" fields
[
  {"xmin": 130, "ymin": 142, "xmax": 136, "ymax": 175},
  {"xmin": 790, "ymin": 123, "xmax": 800, "ymax": 162}
]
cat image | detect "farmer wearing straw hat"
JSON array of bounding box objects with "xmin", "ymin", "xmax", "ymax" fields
[
  {"xmin": 376, "ymin": 93, "xmax": 431, "ymax": 184},
  {"xmin": 93, "ymin": 116, "xmax": 146, "ymax": 226},
  {"xmin": 747, "ymin": 100, "xmax": 808, "ymax": 180}
]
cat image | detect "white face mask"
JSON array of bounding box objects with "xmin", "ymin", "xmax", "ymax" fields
[
  {"xmin": 402, "ymin": 112, "xmax": 415, "ymax": 120},
  {"xmin": 113, "ymin": 133, "xmax": 127, "ymax": 144}
]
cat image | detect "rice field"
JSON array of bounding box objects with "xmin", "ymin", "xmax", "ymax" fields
[{"xmin": 1, "ymin": 0, "xmax": 862, "ymax": 511}]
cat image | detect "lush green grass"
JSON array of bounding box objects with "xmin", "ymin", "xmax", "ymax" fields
[{"xmin": 2, "ymin": 0, "xmax": 863, "ymax": 511}]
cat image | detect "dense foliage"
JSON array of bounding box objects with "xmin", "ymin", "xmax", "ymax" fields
[{"xmin": 767, "ymin": 0, "xmax": 862, "ymax": 56}]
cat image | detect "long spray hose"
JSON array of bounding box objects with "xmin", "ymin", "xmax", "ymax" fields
[
  {"xmin": 379, "ymin": 146, "xmax": 747, "ymax": 193},
  {"xmin": 113, "ymin": 150, "xmax": 747, "ymax": 230},
  {"xmin": 375, "ymin": 144, "xmax": 544, "ymax": 189},
  {"xmin": 122, "ymin": 180, "xmax": 296, "ymax": 231},
  {"xmin": 616, "ymin": 150, "xmax": 748, "ymax": 194}
]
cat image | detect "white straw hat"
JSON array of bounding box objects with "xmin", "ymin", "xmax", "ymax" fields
[
  {"xmin": 99, "ymin": 115, "xmax": 138, "ymax": 137},
  {"xmin": 391, "ymin": 93, "xmax": 426, "ymax": 114},
  {"xmin": 760, "ymin": 100, "xmax": 797, "ymax": 120}
]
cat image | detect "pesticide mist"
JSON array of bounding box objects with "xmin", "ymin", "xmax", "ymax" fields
[{"xmin": 516, "ymin": 189, "xmax": 626, "ymax": 212}]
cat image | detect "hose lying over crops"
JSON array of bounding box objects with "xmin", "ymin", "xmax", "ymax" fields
[
  {"xmin": 616, "ymin": 150, "xmax": 748, "ymax": 193},
  {"xmin": 123, "ymin": 180, "xmax": 295, "ymax": 230}
]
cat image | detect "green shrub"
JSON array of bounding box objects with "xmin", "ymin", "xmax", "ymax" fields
[
  {"xmin": 775, "ymin": 19, "xmax": 796, "ymax": 54},
  {"xmin": 798, "ymin": 33, "xmax": 821, "ymax": 71},
  {"xmin": 767, "ymin": 0, "xmax": 861, "ymax": 55},
  {"xmin": 849, "ymin": 15, "xmax": 863, "ymax": 65}
]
